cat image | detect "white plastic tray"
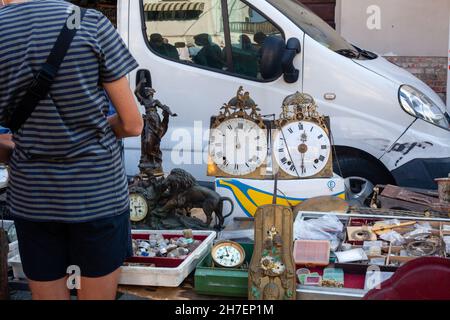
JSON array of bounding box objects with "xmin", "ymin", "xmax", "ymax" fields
[
  {"xmin": 8, "ymin": 240, "xmax": 18, "ymax": 262},
  {"xmin": 119, "ymin": 229, "xmax": 216, "ymax": 287},
  {"xmin": 8, "ymin": 254, "xmax": 26, "ymax": 280}
]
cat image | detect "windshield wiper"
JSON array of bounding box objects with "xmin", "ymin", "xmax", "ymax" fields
[
  {"xmin": 335, "ymin": 49, "xmax": 360, "ymax": 59},
  {"xmin": 359, "ymin": 49, "xmax": 378, "ymax": 59},
  {"xmin": 353, "ymin": 45, "xmax": 378, "ymax": 60}
]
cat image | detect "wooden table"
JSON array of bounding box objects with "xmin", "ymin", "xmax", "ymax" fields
[{"xmin": 118, "ymin": 275, "xmax": 239, "ymax": 300}]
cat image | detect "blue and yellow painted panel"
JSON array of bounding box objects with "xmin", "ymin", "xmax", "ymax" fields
[{"xmin": 216, "ymin": 178, "xmax": 346, "ymax": 218}]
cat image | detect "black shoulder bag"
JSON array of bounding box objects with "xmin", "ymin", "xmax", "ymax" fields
[
  {"xmin": 7, "ymin": 8, "xmax": 87, "ymax": 133},
  {"xmin": 0, "ymin": 8, "xmax": 86, "ymax": 164}
]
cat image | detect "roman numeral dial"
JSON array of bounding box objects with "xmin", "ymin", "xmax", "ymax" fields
[
  {"xmin": 210, "ymin": 118, "xmax": 267, "ymax": 176},
  {"xmin": 273, "ymin": 121, "xmax": 331, "ymax": 178}
]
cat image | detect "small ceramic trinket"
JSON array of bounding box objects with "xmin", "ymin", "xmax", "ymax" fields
[
  {"xmin": 183, "ymin": 229, "xmax": 193, "ymax": 239},
  {"xmin": 166, "ymin": 244, "xmax": 178, "ymax": 252}
]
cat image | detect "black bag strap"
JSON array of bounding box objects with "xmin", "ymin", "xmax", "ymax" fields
[{"xmin": 8, "ymin": 7, "xmax": 87, "ymax": 133}]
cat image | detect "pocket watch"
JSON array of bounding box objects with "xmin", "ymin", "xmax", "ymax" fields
[
  {"xmin": 129, "ymin": 185, "xmax": 151, "ymax": 223},
  {"xmin": 273, "ymin": 92, "xmax": 333, "ymax": 179},
  {"xmin": 211, "ymin": 240, "xmax": 246, "ymax": 268},
  {"xmin": 208, "ymin": 87, "xmax": 268, "ymax": 179}
]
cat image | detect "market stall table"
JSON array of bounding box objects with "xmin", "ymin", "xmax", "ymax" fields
[{"xmin": 118, "ymin": 276, "xmax": 240, "ymax": 300}]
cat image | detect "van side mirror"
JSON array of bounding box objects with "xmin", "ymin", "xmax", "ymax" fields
[
  {"xmin": 282, "ymin": 38, "xmax": 301, "ymax": 83},
  {"xmin": 260, "ymin": 36, "xmax": 285, "ymax": 80},
  {"xmin": 260, "ymin": 37, "xmax": 301, "ymax": 83}
]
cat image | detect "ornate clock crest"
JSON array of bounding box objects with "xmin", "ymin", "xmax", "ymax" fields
[
  {"xmin": 208, "ymin": 87, "xmax": 269, "ymax": 179},
  {"xmin": 273, "ymin": 92, "xmax": 333, "ymax": 179}
]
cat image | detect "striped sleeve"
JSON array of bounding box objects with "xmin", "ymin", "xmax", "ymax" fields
[{"xmin": 97, "ymin": 13, "xmax": 138, "ymax": 83}]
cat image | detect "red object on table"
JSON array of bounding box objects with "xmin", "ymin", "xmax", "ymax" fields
[
  {"xmin": 363, "ymin": 257, "xmax": 450, "ymax": 300},
  {"xmin": 126, "ymin": 234, "xmax": 207, "ymax": 268}
]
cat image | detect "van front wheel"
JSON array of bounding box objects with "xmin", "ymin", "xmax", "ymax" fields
[{"xmin": 333, "ymin": 152, "xmax": 394, "ymax": 206}]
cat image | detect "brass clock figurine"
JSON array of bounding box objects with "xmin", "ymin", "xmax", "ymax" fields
[
  {"xmin": 273, "ymin": 92, "xmax": 333, "ymax": 179},
  {"xmin": 208, "ymin": 87, "xmax": 269, "ymax": 179}
]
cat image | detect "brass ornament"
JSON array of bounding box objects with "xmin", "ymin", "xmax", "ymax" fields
[
  {"xmin": 212, "ymin": 86, "xmax": 266, "ymax": 129},
  {"xmin": 277, "ymin": 92, "xmax": 328, "ymax": 129}
]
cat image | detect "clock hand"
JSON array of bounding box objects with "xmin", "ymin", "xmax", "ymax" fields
[
  {"xmin": 301, "ymin": 153, "xmax": 306, "ymax": 174},
  {"xmin": 280, "ymin": 126, "xmax": 301, "ymax": 179},
  {"xmin": 301, "ymin": 131, "xmax": 307, "ymax": 143},
  {"xmin": 235, "ymin": 130, "xmax": 241, "ymax": 149}
]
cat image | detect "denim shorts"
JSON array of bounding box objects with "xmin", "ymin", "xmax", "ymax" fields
[{"xmin": 14, "ymin": 211, "xmax": 132, "ymax": 282}]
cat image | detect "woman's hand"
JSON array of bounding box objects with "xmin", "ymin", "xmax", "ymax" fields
[
  {"xmin": 103, "ymin": 77, "xmax": 144, "ymax": 139},
  {"xmin": 0, "ymin": 134, "xmax": 14, "ymax": 164}
]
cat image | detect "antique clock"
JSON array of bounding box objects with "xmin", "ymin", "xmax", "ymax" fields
[
  {"xmin": 208, "ymin": 87, "xmax": 269, "ymax": 179},
  {"xmin": 273, "ymin": 92, "xmax": 333, "ymax": 179},
  {"xmin": 211, "ymin": 241, "xmax": 246, "ymax": 268},
  {"xmin": 129, "ymin": 185, "xmax": 151, "ymax": 223}
]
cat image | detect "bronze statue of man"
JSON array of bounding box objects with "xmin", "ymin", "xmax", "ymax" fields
[{"xmin": 135, "ymin": 80, "xmax": 177, "ymax": 177}]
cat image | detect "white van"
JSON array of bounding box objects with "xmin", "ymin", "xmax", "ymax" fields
[{"xmin": 117, "ymin": 0, "xmax": 450, "ymax": 201}]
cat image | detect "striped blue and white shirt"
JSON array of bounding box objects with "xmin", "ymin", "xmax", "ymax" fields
[{"xmin": 0, "ymin": 0, "xmax": 139, "ymax": 222}]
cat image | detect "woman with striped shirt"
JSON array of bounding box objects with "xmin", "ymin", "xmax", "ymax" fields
[{"xmin": 0, "ymin": 0, "xmax": 143, "ymax": 299}]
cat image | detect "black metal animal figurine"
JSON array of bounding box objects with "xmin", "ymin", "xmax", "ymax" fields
[{"xmin": 158, "ymin": 169, "xmax": 234, "ymax": 229}]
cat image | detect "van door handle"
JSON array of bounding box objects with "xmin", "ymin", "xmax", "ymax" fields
[{"xmin": 324, "ymin": 93, "xmax": 336, "ymax": 100}]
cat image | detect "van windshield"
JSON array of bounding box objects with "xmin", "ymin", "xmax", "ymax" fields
[{"xmin": 267, "ymin": 0, "xmax": 358, "ymax": 55}]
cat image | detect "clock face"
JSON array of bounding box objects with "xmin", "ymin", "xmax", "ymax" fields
[
  {"xmin": 274, "ymin": 121, "xmax": 331, "ymax": 178},
  {"xmin": 209, "ymin": 118, "xmax": 267, "ymax": 176},
  {"xmin": 129, "ymin": 193, "xmax": 149, "ymax": 222},
  {"xmin": 212, "ymin": 241, "xmax": 246, "ymax": 268}
]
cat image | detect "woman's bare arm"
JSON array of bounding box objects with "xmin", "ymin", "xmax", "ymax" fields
[
  {"xmin": 0, "ymin": 134, "xmax": 14, "ymax": 164},
  {"xmin": 104, "ymin": 77, "xmax": 143, "ymax": 139}
]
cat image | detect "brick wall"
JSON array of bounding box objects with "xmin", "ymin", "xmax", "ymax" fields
[
  {"xmin": 384, "ymin": 56, "xmax": 447, "ymax": 104},
  {"xmin": 301, "ymin": 0, "xmax": 336, "ymax": 28}
]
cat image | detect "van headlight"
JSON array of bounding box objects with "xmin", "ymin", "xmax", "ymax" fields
[{"xmin": 399, "ymin": 85, "xmax": 449, "ymax": 129}]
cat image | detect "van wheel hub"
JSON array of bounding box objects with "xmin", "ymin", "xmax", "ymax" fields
[{"xmin": 344, "ymin": 176, "xmax": 374, "ymax": 205}]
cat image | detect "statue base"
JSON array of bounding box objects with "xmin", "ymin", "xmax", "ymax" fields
[{"xmin": 129, "ymin": 172, "xmax": 217, "ymax": 231}]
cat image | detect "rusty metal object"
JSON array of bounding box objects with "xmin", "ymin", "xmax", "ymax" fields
[
  {"xmin": 435, "ymin": 176, "xmax": 450, "ymax": 203},
  {"xmin": 370, "ymin": 184, "xmax": 450, "ymax": 216},
  {"xmin": 350, "ymin": 206, "xmax": 450, "ymax": 219},
  {"xmin": 382, "ymin": 185, "xmax": 439, "ymax": 206}
]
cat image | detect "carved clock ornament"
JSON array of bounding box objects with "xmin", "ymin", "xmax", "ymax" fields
[
  {"xmin": 208, "ymin": 87, "xmax": 269, "ymax": 179},
  {"xmin": 248, "ymin": 205, "xmax": 296, "ymax": 300},
  {"xmin": 273, "ymin": 92, "xmax": 333, "ymax": 179}
]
